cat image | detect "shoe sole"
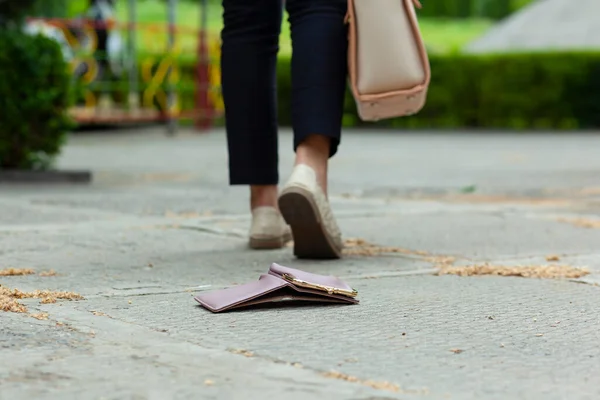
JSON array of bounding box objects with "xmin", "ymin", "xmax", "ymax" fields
[
  {"xmin": 249, "ymin": 233, "xmax": 292, "ymax": 250},
  {"xmin": 278, "ymin": 186, "xmax": 342, "ymax": 260}
]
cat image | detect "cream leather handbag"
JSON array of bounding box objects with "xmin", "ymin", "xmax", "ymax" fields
[{"xmin": 346, "ymin": 0, "xmax": 431, "ymax": 121}]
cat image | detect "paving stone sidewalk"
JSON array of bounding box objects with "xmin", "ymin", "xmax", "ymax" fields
[{"xmin": 1, "ymin": 128, "xmax": 600, "ymax": 400}]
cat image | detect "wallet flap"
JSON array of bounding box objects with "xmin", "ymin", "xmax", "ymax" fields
[
  {"xmin": 194, "ymin": 274, "xmax": 288, "ymax": 313},
  {"xmin": 269, "ymin": 263, "xmax": 354, "ymax": 291},
  {"xmin": 269, "ymin": 263, "xmax": 356, "ymax": 293}
]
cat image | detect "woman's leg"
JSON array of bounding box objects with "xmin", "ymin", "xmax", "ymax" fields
[
  {"xmin": 286, "ymin": 0, "xmax": 348, "ymax": 195},
  {"xmin": 221, "ymin": 0, "xmax": 282, "ymax": 208},
  {"xmin": 278, "ymin": 0, "xmax": 348, "ymax": 259},
  {"xmin": 221, "ymin": 0, "xmax": 291, "ymax": 249}
]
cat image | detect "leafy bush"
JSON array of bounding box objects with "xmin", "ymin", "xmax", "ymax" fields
[
  {"xmin": 274, "ymin": 52, "xmax": 600, "ymax": 130},
  {"xmin": 0, "ymin": 29, "xmax": 73, "ymax": 169},
  {"xmin": 0, "ymin": 0, "xmax": 37, "ymax": 26},
  {"xmin": 174, "ymin": 51, "xmax": 600, "ymax": 131}
]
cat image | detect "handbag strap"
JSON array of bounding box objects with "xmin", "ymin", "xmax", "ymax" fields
[{"xmin": 345, "ymin": 0, "xmax": 422, "ymax": 24}]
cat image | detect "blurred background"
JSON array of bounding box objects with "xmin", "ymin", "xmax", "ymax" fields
[{"xmin": 0, "ymin": 0, "xmax": 598, "ymax": 171}]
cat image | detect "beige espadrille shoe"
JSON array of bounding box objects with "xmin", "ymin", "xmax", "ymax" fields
[
  {"xmin": 249, "ymin": 206, "xmax": 292, "ymax": 250},
  {"xmin": 278, "ymin": 164, "xmax": 343, "ymax": 259}
]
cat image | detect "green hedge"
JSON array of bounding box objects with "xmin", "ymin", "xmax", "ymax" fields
[
  {"xmin": 0, "ymin": 29, "xmax": 73, "ymax": 170},
  {"xmin": 278, "ymin": 52, "xmax": 600, "ymax": 130},
  {"xmin": 173, "ymin": 51, "xmax": 600, "ymax": 130}
]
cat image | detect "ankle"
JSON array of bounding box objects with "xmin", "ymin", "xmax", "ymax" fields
[
  {"xmin": 295, "ymin": 135, "xmax": 330, "ymax": 195},
  {"xmin": 296, "ymin": 134, "xmax": 330, "ymax": 164},
  {"xmin": 250, "ymin": 185, "xmax": 279, "ymax": 211}
]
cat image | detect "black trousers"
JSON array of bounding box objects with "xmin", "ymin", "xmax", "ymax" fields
[{"xmin": 221, "ymin": 0, "xmax": 348, "ymax": 185}]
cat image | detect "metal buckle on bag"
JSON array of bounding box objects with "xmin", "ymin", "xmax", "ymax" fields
[{"xmin": 282, "ymin": 274, "xmax": 359, "ymax": 298}]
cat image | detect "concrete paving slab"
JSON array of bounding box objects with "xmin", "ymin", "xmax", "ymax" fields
[{"xmin": 1, "ymin": 128, "xmax": 600, "ymax": 399}]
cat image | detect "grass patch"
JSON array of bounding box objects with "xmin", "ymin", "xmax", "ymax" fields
[{"xmin": 419, "ymin": 18, "xmax": 493, "ymax": 54}]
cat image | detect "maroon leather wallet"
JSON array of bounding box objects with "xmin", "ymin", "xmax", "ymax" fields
[{"xmin": 194, "ymin": 263, "xmax": 359, "ymax": 313}]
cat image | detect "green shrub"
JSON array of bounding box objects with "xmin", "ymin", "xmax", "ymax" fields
[
  {"xmin": 0, "ymin": 29, "xmax": 73, "ymax": 169},
  {"xmin": 0, "ymin": 0, "xmax": 38, "ymax": 26},
  {"xmin": 275, "ymin": 52, "xmax": 600, "ymax": 130},
  {"xmin": 175, "ymin": 51, "xmax": 600, "ymax": 130}
]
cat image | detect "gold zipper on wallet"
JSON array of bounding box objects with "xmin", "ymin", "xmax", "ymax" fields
[{"xmin": 282, "ymin": 274, "xmax": 358, "ymax": 298}]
